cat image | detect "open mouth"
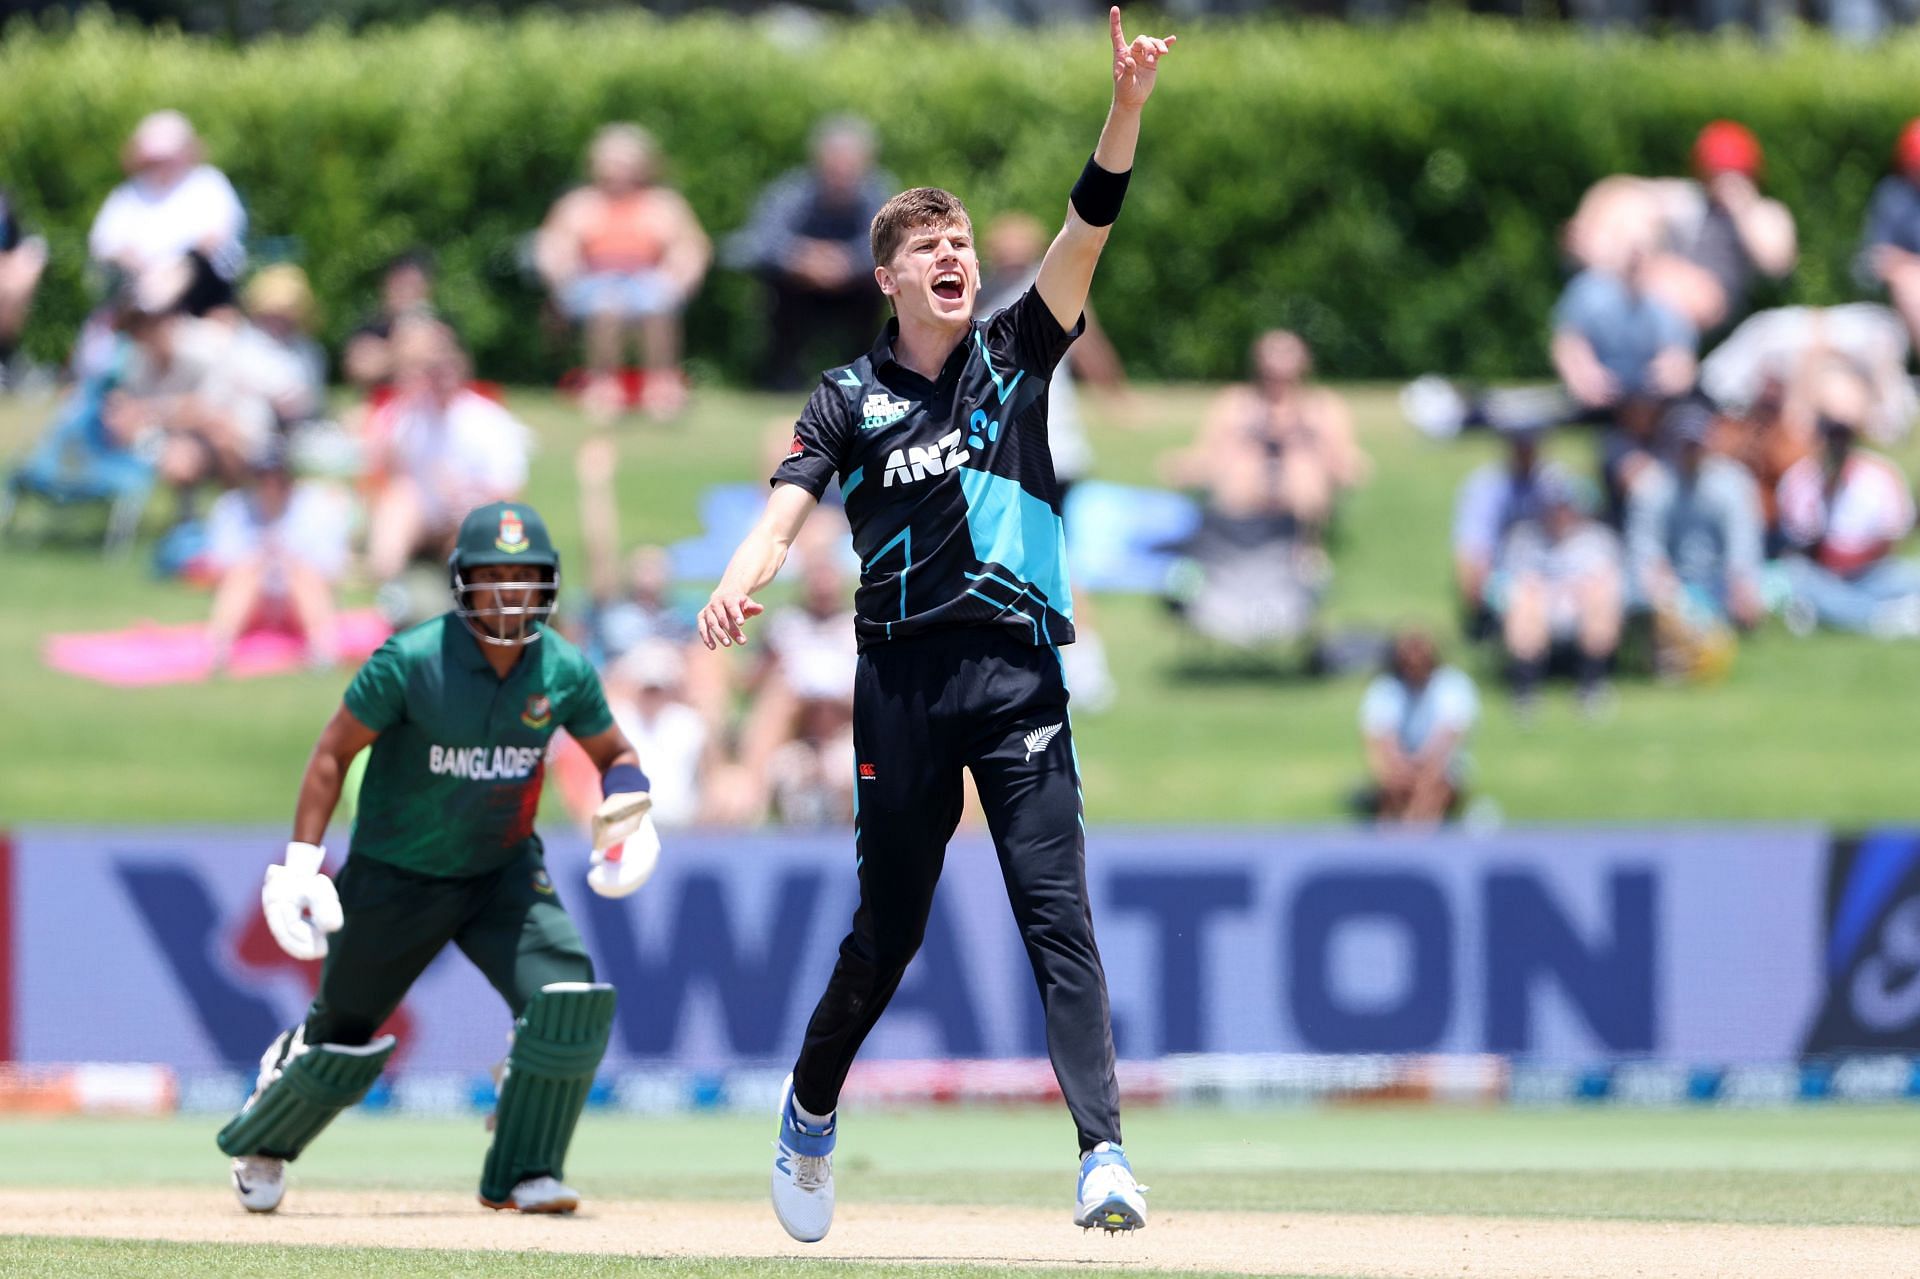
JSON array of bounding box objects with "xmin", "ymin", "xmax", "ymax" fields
[{"xmin": 932, "ymin": 271, "xmax": 965, "ymax": 303}]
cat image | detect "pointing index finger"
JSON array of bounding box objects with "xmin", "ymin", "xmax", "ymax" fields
[{"xmin": 1109, "ymin": 5, "xmax": 1125, "ymax": 56}]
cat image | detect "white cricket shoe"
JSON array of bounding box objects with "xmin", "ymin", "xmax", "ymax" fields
[
  {"xmin": 1074, "ymin": 1141, "xmax": 1147, "ymax": 1231},
  {"xmin": 481, "ymin": 1174, "xmax": 581, "ymax": 1214},
  {"xmin": 770, "ymin": 1073, "xmax": 835, "ymax": 1243},
  {"xmin": 230, "ymin": 1155, "xmax": 285, "ymax": 1213}
]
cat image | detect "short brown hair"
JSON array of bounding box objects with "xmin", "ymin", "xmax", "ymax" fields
[{"xmin": 870, "ymin": 187, "xmax": 973, "ymax": 268}]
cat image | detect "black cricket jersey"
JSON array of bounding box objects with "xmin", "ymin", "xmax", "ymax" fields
[{"xmin": 771, "ymin": 286, "xmax": 1084, "ymax": 650}]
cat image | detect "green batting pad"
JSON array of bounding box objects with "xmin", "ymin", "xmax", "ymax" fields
[
  {"xmin": 216, "ymin": 1035, "xmax": 396, "ymax": 1160},
  {"xmin": 479, "ymin": 983, "xmax": 617, "ymax": 1203}
]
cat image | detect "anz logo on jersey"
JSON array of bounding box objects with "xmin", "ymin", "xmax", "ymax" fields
[{"xmin": 881, "ymin": 428, "xmax": 971, "ymax": 488}]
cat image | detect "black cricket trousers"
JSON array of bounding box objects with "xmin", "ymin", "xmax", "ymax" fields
[{"xmin": 791, "ymin": 627, "xmax": 1122, "ymax": 1153}]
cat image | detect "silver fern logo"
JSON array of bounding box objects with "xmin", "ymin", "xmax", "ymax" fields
[{"xmin": 1023, "ymin": 723, "xmax": 1064, "ymax": 761}]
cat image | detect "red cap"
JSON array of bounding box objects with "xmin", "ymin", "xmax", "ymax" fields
[
  {"xmin": 1693, "ymin": 120, "xmax": 1763, "ymax": 179},
  {"xmin": 1896, "ymin": 119, "xmax": 1920, "ymax": 177}
]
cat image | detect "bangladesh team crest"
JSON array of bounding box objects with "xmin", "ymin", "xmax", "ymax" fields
[
  {"xmin": 520, "ymin": 694, "xmax": 552, "ymax": 730},
  {"xmin": 495, "ymin": 508, "xmax": 530, "ymax": 554},
  {"xmin": 531, "ymin": 867, "xmax": 555, "ymax": 896}
]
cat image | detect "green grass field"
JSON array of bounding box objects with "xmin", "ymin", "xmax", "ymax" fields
[
  {"xmin": 0, "ymin": 1246, "xmax": 1233, "ymax": 1279},
  {"xmin": 4, "ymin": 1105, "xmax": 1919, "ymax": 1277},
  {"xmin": 6, "ymin": 382, "xmax": 1920, "ymax": 827},
  {"xmin": 13, "ymin": 1105, "xmax": 1920, "ymax": 1222}
]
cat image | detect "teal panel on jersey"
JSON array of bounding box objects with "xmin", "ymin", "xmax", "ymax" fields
[{"xmin": 957, "ymin": 468, "xmax": 1073, "ymax": 619}]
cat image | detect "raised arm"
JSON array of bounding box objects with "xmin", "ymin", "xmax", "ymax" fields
[
  {"xmin": 1034, "ymin": 7, "xmax": 1176, "ymax": 333},
  {"xmin": 1711, "ymin": 172, "xmax": 1796, "ymax": 279},
  {"xmin": 697, "ymin": 482, "xmax": 818, "ymax": 649}
]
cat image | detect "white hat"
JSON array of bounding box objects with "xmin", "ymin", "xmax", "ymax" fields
[{"xmin": 129, "ymin": 110, "xmax": 197, "ymax": 164}]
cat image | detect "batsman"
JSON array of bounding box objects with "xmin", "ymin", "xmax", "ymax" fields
[{"xmin": 217, "ymin": 500, "xmax": 660, "ymax": 1215}]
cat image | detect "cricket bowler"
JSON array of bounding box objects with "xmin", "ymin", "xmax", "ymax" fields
[
  {"xmin": 697, "ymin": 7, "xmax": 1173, "ymax": 1241},
  {"xmin": 217, "ymin": 500, "xmax": 660, "ymax": 1214}
]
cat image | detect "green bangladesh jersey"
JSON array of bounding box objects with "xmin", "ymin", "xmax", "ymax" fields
[{"xmin": 341, "ymin": 614, "xmax": 615, "ymax": 878}]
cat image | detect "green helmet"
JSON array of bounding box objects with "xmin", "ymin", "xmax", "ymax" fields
[{"xmin": 448, "ymin": 501, "xmax": 560, "ymax": 647}]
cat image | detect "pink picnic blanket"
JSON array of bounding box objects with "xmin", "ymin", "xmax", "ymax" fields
[{"xmin": 43, "ymin": 610, "xmax": 391, "ymax": 687}]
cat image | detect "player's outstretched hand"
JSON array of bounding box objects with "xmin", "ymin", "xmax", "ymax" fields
[
  {"xmin": 1109, "ymin": 6, "xmax": 1175, "ymax": 112},
  {"xmin": 697, "ymin": 589, "xmax": 764, "ymax": 650},
  {"xmin": 262, "ymin": 841, "xmax": 343, "ymax": 961},
  {"xmin": 589, "ymin": 793, "xmax": 660, "ymax": 898}
]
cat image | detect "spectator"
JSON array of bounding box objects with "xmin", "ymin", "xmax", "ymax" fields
[
  {"xmin": 1156, "ymin": 336, "xmax": 1345, "ymax": 652},
  {"xmin": 981, "ymin": 209, "xmax": 1130, "ymax": 709},
  {"xmin": 1856, "ymin": 118, "xmax": 1920, "ymax": 352},
  {"xmin": 1564, "ymin": 120, "xmax": 1796, "ymax": 334},
  {"xmin": 1701, "ymin": 303, "xmax": 1914, "ymax": 448},
  {"xmin": 1626, "ymin": 401, "xmax": 1764, "ymax": 678},
  {"xmin": 1552, "ymin": 250, "xmax": 1698, "ymax": 419},
  {"xmin": 1452, "ymin": 426, "xmax": 1570, "ymax": 638},
  {"xmin": 1356, "ymin": 629, "xmax": 1479, "ymax": 825},
  {"xmin": 342, "ymin": 250, "xmax": 438, "ymax": 394},
  {"xmin": 1410, "ymin": 235, "xmax": 1704, "ymax": 455},
  {"xmin": 593, "ymin": 544, "xmax": 695, "ymax": 662},
  {"xmin": 0, "ymin": 188, "xmax": 47, "ymax": 388},
  {"xmin": 364, "ymin": 318, "xmax": 529, "ymax": 595},
  {"xmin": 1678, "ymin": 121, "xmax": 1797, "ymax": 328},
  {"xmin": 604, "ymin": 641, "xmax": 713, "ymax": 828},
  {"xmin": 726, "ymin": 116, "xmax": 892, "ymax": 389},
  {"xmin": 1153, "ymin": 330, "xmax": 1355, "ymax": 648},
  {"xmin": 203, "ymin": 446, "xmax": 349, "ymax": 671},
  {"xmin": 106, "ymin": 265, "xmax": 309, "ymax": 505},
  {"xmin": 1164, "ymin": 329, "xmax": 1365, "ymax": 544},
  {"xmin": 572, "ymin": 432, "xmax": 732, "ymax": 739},
  {"xmin": 1775, "ymin": 360, "xmax": 1920, "ymax": 636},
  {"xmin": 88, "ymin": 111, "xmax": 246, "ymax": 315},
  {"xmin": 536, "ymin": 123, "xmax": 711, "ymax": 422},
  {"xmin": 1552, "ymin": 249, "xmax": 1699, "ymax": 517},
  {"xmin": 1704, "ymin": 329, "xmax": 1890, "ymax": 551},
  {"xmin": 242, "ymin": 265, "xmax": 328, "ymax": 424},
  {"xmin": 738, "ymin": 549, "xmax": 857, "ymax": 826},
  {"xmin": 5, "ymin": 322, "xmax": 152, "ymax": 551},
  {"xmin": 1498, "ymin": 475, "xmax": 1626, "ymax": 714}
]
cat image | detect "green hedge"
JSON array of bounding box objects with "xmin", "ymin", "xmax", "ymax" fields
[{"xmin": 8, "ymin": 12, "xmax": 1920, "ymax": 382}]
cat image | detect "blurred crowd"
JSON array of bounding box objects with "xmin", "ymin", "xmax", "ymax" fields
[
  {"xmin": 0, "ymin": 109, "xmax": 917, "ymax": 830},
  {"xmin": 1362, "ymin": 117, "xmax": 1920, "ymax": 824},
  {"xmin": 78, "ymin": 0, "xmax": 1920, "ymax": 47},
  {"xmin": 2, "ymin": 107, "xmax": 1170, "ymax": 832},
  {"xmin": 9, "ymin": 107, "xmax": 1920, "ymax": 831}
]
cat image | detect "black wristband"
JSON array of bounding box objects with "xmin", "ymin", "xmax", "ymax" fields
[{"xmin": 1069, "ymin": 154, "xmax": 1130, "ymax": 227}]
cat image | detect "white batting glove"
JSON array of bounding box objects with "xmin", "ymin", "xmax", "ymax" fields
[
  {"xmin": 262, "ymin": 841, "xmax": 344, "ymax": 961},
  {"xmin": 588, "ymin": 791, "xmax": 659, "ymax": 898}
]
